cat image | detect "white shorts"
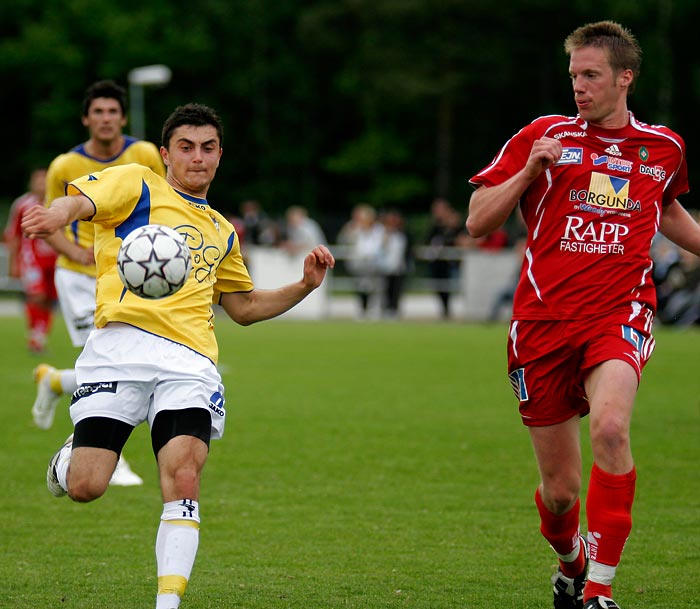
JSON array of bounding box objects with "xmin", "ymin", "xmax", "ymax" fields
[
  {"xmin": 54, "ymin": 267, "xmax": 96, "ymax": 347},
  {"xmin": 71, "ymin": 324, "xmax": 226, "ymax": 439}
]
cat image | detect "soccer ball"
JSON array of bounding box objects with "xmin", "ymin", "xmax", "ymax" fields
[{"xmin": 117, "ymin": 224, "xmax": 192, "ymax": 299}]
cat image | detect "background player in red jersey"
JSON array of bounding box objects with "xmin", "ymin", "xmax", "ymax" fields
[
  {"xmin": 467, "ymin": 21, "xmax": 700, "ymax": 609},
  {"xmin": 3, "ymin": 168, "xmax": 57, "ymax": 353}
]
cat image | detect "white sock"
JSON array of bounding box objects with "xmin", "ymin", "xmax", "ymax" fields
[
  {"xmin": 155, "ymin": 500, "xmax": 200, "ymax": 608},
  {"xmin": 59, "ymin": 369, "xmax": 78, "ymax": 395},
  {"xmin": 55, "ymin": 443, "xmax": 71, "ymax": 491},
  {"xmin": 588, "ymin": 559, "xmax": 617, "ymax": 585},
  {"xmin": 155, "ymin": 592, "xmax": 181, "ymax": 609}
]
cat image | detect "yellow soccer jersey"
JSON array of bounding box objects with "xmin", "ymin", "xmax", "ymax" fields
[
  {"xmin": 67, "ymin": 163, "xmax": 254, "ymax": 363},
  {"xmin": 46, "ymin": 137, "xmax": 165, "ymax": 277}
]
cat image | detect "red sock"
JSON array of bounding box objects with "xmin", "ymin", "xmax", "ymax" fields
[
  {"xmin": 26, "ymin": 301, "xmax": 41, "ymax": 333},
  {"xmin": 584, "ymin": 463, "xmax": 636, "ymax": 599},
  {"xmin": 37, "ymin": 305, "xmax": 52, "ymax": 334},
  {"xmin": 26, "ymin": 302, "xmax": 52, "ymax": 351},
  {"xmin": 535, "ymin": 488, "xmax": 585, "ymax": 577},
  {"xmin": 585, "ymin": 581, "xmax": 613, "ymax": 601}
]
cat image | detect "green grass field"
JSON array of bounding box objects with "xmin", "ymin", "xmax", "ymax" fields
[{"xmin": 1, "ymin": 312, "xmax": 698, "ymax": 608}]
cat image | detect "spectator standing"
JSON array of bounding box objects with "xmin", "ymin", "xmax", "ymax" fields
[
  {"xmin": 377, "ymin": 209, "xmax": 411, "ymax": 319},
  {"xmin": 239, "ymin": 199, "xmax": 279, "ymax": 247},
  {"xmin": 424, "ymin": 198, "xmax": 468, "ymax": 319},
  {"xmin": 655, "ymin": 244, "xmax": 700, "ymax": 325},
  {"xmin": 3, "ymin": 168, "xmax": 57, "ymax": 353},
  {"xmin": 338, "ymin": 203, "xmax": 384, "ymax": 319},
  {"xmin": 280, "ymin": 206, "xmax": 327, "ymax": 255}
]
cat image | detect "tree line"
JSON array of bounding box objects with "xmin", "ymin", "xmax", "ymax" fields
[{"xmin": 2, "ymin": 0, "xmax": 699, "ymax": 234}]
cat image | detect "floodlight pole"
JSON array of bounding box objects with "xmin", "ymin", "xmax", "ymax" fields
[{"xmin": 127, "ymin": 64, "xmax": 172, "ymax": 140}]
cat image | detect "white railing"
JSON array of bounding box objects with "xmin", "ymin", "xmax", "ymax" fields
[
  {"xmin": 244, "ymin": 245, "xmax": 520, "ymax": 320},
  {"xmin": 0, "ymin": 244, "xmax": 21, "ymax": 292},
  {"xmin": 0, "ymin": 243, "xmax": 521, "ymax": 320}
]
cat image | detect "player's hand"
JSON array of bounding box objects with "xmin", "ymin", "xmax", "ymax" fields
[
  {"xmin": 524, "ymin": 137, "xmax": 562, "ymax": 180},
  {"xmin": 302, "ymin": 245, "xmax": 335, "ymax": 290},
  {"xmin": 21, "ymin": 205, "xmax": 70, "ymax": 239}
]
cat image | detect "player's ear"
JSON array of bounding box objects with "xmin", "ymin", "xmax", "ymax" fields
[
  {"xmin": 160, "ymin": 146, "xmax": 170, "ymax": 167},
  {"xmin": 618, "ymin": 68, "xmax": 634, "ymax": 90}
]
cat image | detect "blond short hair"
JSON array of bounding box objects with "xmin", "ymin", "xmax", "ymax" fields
[{"xmin": 564, "ymin": 21, "xmax": 642, "ymax": 92}]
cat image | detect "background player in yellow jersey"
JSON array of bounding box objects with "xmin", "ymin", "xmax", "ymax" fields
[
  {"xmin": 22, "ymin": 103, "xmax": 335, "ymax": 609},
  {"xmin": 32, "ymin": 80, "xmax": 165, "ymax": 485}
]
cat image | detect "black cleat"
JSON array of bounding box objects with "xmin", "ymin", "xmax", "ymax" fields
[
  {"xmin": 552, "ymin": 535, "xmax": 589, "ymax": 609},
  {"xmin": 583, "ymin": 597, "xmax": 620, "ymax": 609},
  {"xmin": 46, "ymin": 434, "xmax": 73, "ymax": 497}
]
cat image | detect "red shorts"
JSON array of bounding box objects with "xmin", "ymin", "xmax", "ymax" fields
[{"xmin": 506, "ymin": 311, "xmax": 655, "ymax": 427}]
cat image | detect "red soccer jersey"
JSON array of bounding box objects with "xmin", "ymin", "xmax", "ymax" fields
[
  {"xmin": 470, "ymin": 113, "xmax": 689, "ymax": 321},
  {"xmin": 4, "ymin": 191, "xmax": 58, "ymax": 272}
]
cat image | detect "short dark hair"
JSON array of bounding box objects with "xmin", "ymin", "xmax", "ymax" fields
[
  {"xmin": 161, "ymin": 103, "xmax": 224, "ymax": 149},
  {"xmin": 81, "ymin": 80, "xmax": 127, "ymax": 116},
  {"xmin": 564, "ymin": 21, "xmax": 642, "ymax": 93}
]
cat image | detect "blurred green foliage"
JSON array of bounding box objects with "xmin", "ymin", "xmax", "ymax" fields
[{"xmin": 2, "ymin": 0, "xmax": 699, "ymax": 235}]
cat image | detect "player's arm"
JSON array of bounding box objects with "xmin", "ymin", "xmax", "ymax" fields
[
  {"xmin": 43, "ymin": 230, "xmax": 95, "ymax": 265},
  {"xmin": 4, "ymin": 234, "xmax": 20, "ymax": 277},
  {"xmin": 467, "ymin": 136, "xmax": 562, "ymax": 237},
  {"xmin": 659, "ymin": 199, "xmax": 700, "ymax": 257},
  {"xmin": 219, "ymin": 245, "xmax": 335, "ymax": 326},
  {"xmin": 3, "ymin": 205, "xmax": 21, "ymax": 277},
  {"xmin": 21, "ymin": 195, "xmax": 95, "ymax": 240}
]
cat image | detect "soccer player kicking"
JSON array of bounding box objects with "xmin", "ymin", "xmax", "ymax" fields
[
  {"xmin": 23, "ymin": 103, "xmax": 335, "ymax": 609},
  {"xmin": 32, "ymin": 80, "xmax": 166, "ymax": 486},
  {"xmin": 467, "ymin": 21, "xmax": 700, "ymax": 609}
]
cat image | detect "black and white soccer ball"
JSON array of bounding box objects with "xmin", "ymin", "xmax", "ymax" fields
[{"xmin": 117, "ymin": 224, "xmax": 192, "ymax": 299}]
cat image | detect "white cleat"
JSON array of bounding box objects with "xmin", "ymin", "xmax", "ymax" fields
[
  {"xmin": 47, "ymin": 434, "xmax": 73, "ymax": 497},
  {"xmin": 32, "ymin": 364, "xmax": 62, "ymax": 430},
  {"xmin": 110, "ymin": 455, "xmax": 144, "ymax": 486}
]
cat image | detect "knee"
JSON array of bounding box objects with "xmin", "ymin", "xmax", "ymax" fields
[
  {"xmin": 171, "ymin": 465, "xmax": 200, "ymax": 498},
  {"xmin": 590, "ymin": 414, "xmax": 630, "ymax": 455},
  {"xmin": 67, "ymin": 477, "xmax": 108, "ymax": 503},
  {"xmin": 540, "ymin": 479, "xmax": 581, "ymax": 515}
]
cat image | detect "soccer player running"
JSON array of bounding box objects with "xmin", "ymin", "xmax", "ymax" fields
[
  {"xmin": 32, "ymin": 80, "xmax": 166, "ymax": 486},
  {"xmin": 467, "ymin": 21, "xmax": 700, "ymax": 609},
  {"xmin": 22, "ymin": 102, "xmax": 335, "ymax": 609},
  {"xmin": 3, "ymin": 168, "xmax": 57, "ymax": 353}
]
